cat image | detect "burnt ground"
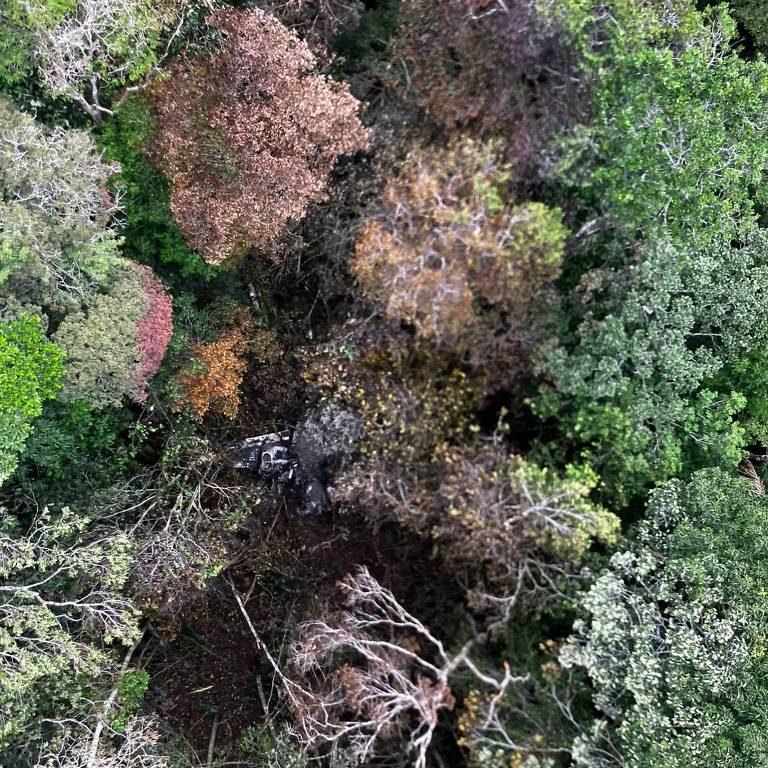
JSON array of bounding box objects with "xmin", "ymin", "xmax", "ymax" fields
[{"xmin": 139, "ymin": 494, "xmax": 469, "ymax": 763}]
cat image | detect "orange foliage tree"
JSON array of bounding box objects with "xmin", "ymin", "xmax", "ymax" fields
[
  {"xmin": 177, "ymin": 313, "xmax": 281, "ymax": 420},
  {"xmin": 177, "ymin": 328, "xmax": 249, "ymax": 419},
  {"xmin": 149, "ymin": 7, "xmax": 370, "ymax": 265}
]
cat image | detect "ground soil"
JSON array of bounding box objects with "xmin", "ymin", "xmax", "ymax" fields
[{"xmin": 140, "ymin": 492, "xmax": 467, "ymax": 763}]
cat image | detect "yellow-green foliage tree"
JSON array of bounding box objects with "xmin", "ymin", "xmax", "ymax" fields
[
  {"xmin": 432, "ymin": 438, "xmax": 618, "ymax": 620},
  {"xmin": 0, "ymin": 316, "xmax": 62, "ymax": 484},
  {"xmin": 53, "ymin": 262, "xmax": 172, "ymax": 408}
]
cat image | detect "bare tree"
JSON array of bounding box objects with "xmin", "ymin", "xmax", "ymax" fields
[
  {"xmin": 290, "ymin": 568, "xmax": 526, "ymax": 768},
  {"xmin": 0, "ymin": 100, "xmax": 118, "ymax": 225},
  {"xmin": 35, "ymin": 716, "xmax": 168, "ymax": 768}
]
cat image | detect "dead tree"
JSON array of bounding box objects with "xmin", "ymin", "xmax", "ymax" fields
[
  {"xmin": 34, "ymin": 716, "xmax": 168, "ymax": 768},
  {"xmin": 290, "ymin": 568, "xmax": 526, "ymax": 767}
]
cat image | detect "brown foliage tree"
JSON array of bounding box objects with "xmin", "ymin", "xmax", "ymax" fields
[
  {"xmin": 352, "ymin": 139, "xmax": 566, "ymax": 393},
  {"xmin": 305, "ymin": 328, "xmax": 618, "ymax": 629},
  {"xmin": 177, "ymin": 327, "xmax": 249, "ymax": 419},
  {"xmin": 149, "ymin": 7, "xmax": 370, "ymax": 265}
]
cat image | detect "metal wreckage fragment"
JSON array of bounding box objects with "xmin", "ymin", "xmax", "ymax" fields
[
  {"xmin": 224, "ymin": 429, "xmax": 327, "ymax": 516},
  {"xmin": 223, "ymin": 403, "xmax": 363, "ymax": 516}
]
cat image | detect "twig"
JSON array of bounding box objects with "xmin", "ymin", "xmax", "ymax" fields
[
  {"xmin": 255, "ymin": 675, "xmax": 277, "ymax": 739},
  {"xmin": 228, "ymin": 580, "xmax": 308, "ymax": 710},
  {"xmin": 206, "ymin": 712, "xmax": 220, "ymax": 768}
]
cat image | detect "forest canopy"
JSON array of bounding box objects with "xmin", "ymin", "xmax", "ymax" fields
[{"xmin": 2, "ymin": 1, "xmax": 768, "ymax": 767}]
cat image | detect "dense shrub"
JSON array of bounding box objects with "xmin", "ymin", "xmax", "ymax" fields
[
  {"xmin": 149, "ymin": 7, "xmax": 370, "ymax": 265},
  {"xmin": 724, "ymin": 0, "xmax": 768, "ymax": 49},
  {"xmin": 12, "ymin": 399, "xmax": 136, "ymax": 499},
  {"xmin": 333, "ymin": 0, "xmax": 399, "ymax": 78}
]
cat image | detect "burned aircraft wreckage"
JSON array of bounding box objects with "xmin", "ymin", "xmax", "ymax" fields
[
  {"xmin": 224, "ymin": 429, "xmax": 326, "ymax": 516},
  {"xmin": 223, "ymin": 404, "xmax": 361, "ymax": 516}
]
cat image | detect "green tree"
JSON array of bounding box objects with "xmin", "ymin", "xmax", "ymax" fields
[
  {"xmin": 0, "ymin": 1, "xmax": 37, "ymax": 91},
  {"xmin": 547, "ymin": 4, "xmax": 768, "ymax": 245},
  {"xmin": 0, "ymin": 505, "xmax": 138, "ymax": 762},
  {"xmin": 536, "ymin": 230, "xmax": 768, "ymax": 501},
  {"xmin": 6, "ymin": 0, "xmax": 183, "ymax": 124},
  {"xmin": 0, "ymin": 316, "xmax": 62, "ymax": 484},
  {"xmin": 526, "ymin": 3, "xmax": 768, "ymax": 504},
  {"xmin": 561, "ymin": 468, "xmax": 768, "ymax": 767},
  {"xmin": 727, "ymin": 0, "xmax": 768, "ymax": 50},
  {"xmin": 53, "ymin": 264, "xmax": 148, "ymax": 408}
]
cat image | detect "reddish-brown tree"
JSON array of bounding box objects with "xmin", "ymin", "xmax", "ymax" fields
[
  {"xmin": 149, "ymin": 7, "xmax": 370, "ymax": 265},
  {"xmin": 129, "ymin": 263, "xmax": 173, "ymax": 402},
  {"xmin": 395, "ymin": 0, "xmax": 581, "ymax": 180}
]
